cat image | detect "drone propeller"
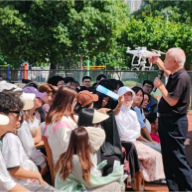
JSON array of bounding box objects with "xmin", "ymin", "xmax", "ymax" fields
[{"xmin": 151, "ymin": 49, "xmax": 166, "ymax": 54}]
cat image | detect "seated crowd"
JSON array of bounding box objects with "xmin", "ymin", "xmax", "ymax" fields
[{"xmin": 0, "ymin": 74, "xmax": 181, "ymax": 192}]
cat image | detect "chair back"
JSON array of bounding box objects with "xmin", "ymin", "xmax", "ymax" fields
[{"xmin": 42, "ymin": 136, "xmax": 55, "ymax": 186}]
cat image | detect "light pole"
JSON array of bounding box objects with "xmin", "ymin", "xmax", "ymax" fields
[
  {"xmin": 162, "ymin": 10, "xmax": 172, "ymax": 26},
  {"xmin": 162, "ymin": 10, "xmax": 172, "ymax": 85}
]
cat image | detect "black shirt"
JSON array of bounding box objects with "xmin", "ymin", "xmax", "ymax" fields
[{"xmin": 158, "ymin": 68, "xmax": 190, "ymax": 115}]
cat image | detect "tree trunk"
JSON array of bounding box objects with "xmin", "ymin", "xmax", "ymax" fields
[{"xmin": 49, "ymin": 62, "xmax": 57, "ymax": 78}]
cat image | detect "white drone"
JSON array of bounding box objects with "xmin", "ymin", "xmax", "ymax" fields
[{"xmin": 126, "ymin": 47, "xmax": 165, "ymax": 71}]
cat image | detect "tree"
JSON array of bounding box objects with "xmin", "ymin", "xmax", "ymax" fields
[
  {"xmin": 132, "ymin": 0, "xmax": 192, "ymax": 23},
  {"xmin": 116, "ymin": 16, "xmax": 192, "ymax": 70},
  {"xmin": 0, "ymin": 0, "xmax": 129, "ymax": 69}
]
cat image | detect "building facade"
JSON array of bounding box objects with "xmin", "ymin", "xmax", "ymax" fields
[{"xmin": 125, "ymin": 0, "xmax": 142, "ymax": 14}]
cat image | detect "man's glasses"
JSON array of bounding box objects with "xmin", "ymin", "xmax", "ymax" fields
[{"xmin": 144, "ymin": 85, "xmax": 153, "ymax": 89}]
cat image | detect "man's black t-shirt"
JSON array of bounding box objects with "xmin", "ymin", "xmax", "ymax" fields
[{"xmin": 158, "ymin": 68, "xmax": 190, "ymax": 115}]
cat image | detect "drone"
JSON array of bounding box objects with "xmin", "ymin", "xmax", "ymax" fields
[{"xmin": 126, "ymin": 47, "xmax": 166, "ymax": 71}]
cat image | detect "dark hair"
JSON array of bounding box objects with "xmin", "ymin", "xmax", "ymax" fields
[
  {"xmin": 55, "ymin": 127, "xmax": 93, "ymax": 183},
  {"xmin": 74, "ymin": 102, "xmax": 93, "ymax": 114},
  {"xmin": 77, "ymin": 108, "xmax": 94, "ymax": 127},
  {"xmin": 0, "ymin": 92, "xmax": 23, "ymax": 115},
  {"xmin": 96, "ymin": 74, "xmax": 106, "ymax": 81},
  {"xmin": 142, "ymin": 80, "xmax": 154, "ymax": 89},
  {"xmin": 82, "ymin": 76, "xmax": 91, "ymax": 82},
  {"xmin": 22, "ymin": 79, "xmax": 32, "ymax": 84},
  {"xmin": 109, "ymin": 79, "xmax": 118, "ymax": 91},
  {"xmin": 94, "ymin": 92, "xmax": 107, "ymax": 109},
  {"xmin": 143, "ymin": 91, "xmax": 150, "ymax": 101},
  {"xmin": 76, "ymin": 86, "xmax": 87, "ymax": 93},
  {"xmin": 92, "ymin": 82, "xmax": 98, "ymax": 87},
  {"xmin": 47, "ymin": 76, "xmax": 64, "ymax": 86},
  {"xmin": 75, "ymin": 81, "xmax": 80, "ymax": 86},
  {"xmin": 46, "ymin": 86, "xmax": 77, "ymax": 124},
  {"xmin": 25, "ymin": 82, "xmax": 39, "ymax": 89},
  {"xmin": 132, "ymin": 86, "xmax": 144, "ymax": 106},
  {"xmin": 98, "ymin": 79, "xmax": 113, "ymax": 91},
  {"xmin": 116, "ymin": 80, "xmax": 124, "ymax": 88},
  {"xmin": 64, "ymin": 77, "xmax": 75, "ymax": 84},
  {"xmin": 146, "ymin": 113, "xmax": 157, "ymax": 124},
  {"xmin": 87, "ymin": 86, "xmax": 96, "ymax": 93}
]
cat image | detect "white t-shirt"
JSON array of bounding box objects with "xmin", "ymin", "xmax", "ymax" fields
[
  {"xmin": 28, "ymin": 115, "xmax": 40, "ymax": 137},
  {"xmin": 0, "ymin": 141, "xmax": 16, "ymax": 191},
  {"xmin": 18, "ymin": 120, "xmax": 46, "ymax": 168},
  {"xmin": 1, "ymin": 133, "xmax": 39, "ymax": 186},
  {"xmin": 46, "ymin": 116, "xmax": 77, "ymax": 165}
]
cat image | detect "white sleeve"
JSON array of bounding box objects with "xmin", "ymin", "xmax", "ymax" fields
[
  {"xmin": 2, "ymin": 134, "xmax": 21, "ymax": 169},
  {"xmin": 18, "ymin": 121, "xmax": 46, "ymax": 167},
  {"xmin": 115, "ymin": 113, "xmax": 141, "ymax": 142},
  {"xmin": 0, "ymin": 152, "xmax": 16, "ymax": 191}
]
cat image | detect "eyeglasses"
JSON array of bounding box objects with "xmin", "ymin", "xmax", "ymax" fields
[{"xmin": 144, "ymin": 84, "xmax": 153, "ymax": 89}]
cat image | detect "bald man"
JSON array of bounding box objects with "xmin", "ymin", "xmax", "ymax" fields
[{"xmin": 149, "ymin": 48, "xmax": 192, "ymax": 191}]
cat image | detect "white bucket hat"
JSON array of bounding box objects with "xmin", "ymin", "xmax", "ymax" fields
[
  {"xmin": 92, "ymin": 110, "xmax": 109, "ymax": 124},
  {"xmin": 118, "ymin": 86, "xmax": 135, "ymax": 99}
]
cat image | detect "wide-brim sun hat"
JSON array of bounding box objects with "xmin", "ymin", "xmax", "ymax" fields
[{"xmin": 92, "ymin": 110, "xmax": 109, "ymax": 124}]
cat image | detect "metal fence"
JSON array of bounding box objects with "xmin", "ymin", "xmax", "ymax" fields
[{"xmin": 0, "ymin": 69, "xmax": 192, "ymax": 110}]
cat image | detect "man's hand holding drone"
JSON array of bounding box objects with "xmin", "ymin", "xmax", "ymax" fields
[{"xmin": 148, "ymin": 51, "xmax": 161, "ymax": 65}]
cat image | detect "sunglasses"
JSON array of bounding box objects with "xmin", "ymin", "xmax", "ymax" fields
[{"xmin": 9, "ymin": 111, "xmax": 21, "ymax": 119}]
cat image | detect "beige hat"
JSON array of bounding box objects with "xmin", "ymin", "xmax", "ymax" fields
[
  {"xmin": 84, "ymin": 127, "xmax": 105, "ymax": 153},
  {"xmin": 20, "ymin": 92, "xmax": 36, "ymax": 110},
  {"xmin": 92, "ymin": 110, "xmax": 109, "ymax": 124}
]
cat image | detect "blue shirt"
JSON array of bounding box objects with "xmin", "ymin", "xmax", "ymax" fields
[{"xmin": 134, "ymin": 107, "xmax": 145, "ymax": 129}]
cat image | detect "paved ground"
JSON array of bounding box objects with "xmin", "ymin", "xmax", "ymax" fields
[
  {"xmin": 126, "ymin": 183, "xmax": 168, "ymax": 191},
  {"xmin": 125, "ymin": 114, "xmax": 192, "ymax": 191}
]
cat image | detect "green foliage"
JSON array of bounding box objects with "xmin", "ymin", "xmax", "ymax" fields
[
  {"xmin": 0, "ymin": 0, "xmax": 129, "ymax": 69},
  {"xmin": 132, "ymin": 0, "xmax": 192, "ymax": 23},
  {"xmin": 116, "ymin": 16, "xmax": 192, "ymax": 69}
]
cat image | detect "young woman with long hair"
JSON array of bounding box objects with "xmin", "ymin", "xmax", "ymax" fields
[
  {"xmin": 38, "ymin": 83, "xmax": 58, "ymax": 115},
  {"xmin": 38, "ymin": 83, "xmax": 58, "ymax": 135},
  {"xmin": 132, "ymin": 86, "xmax": 161, "ymax": 152},
  {"xmin": 45, "ymin": 86, "xmax": 77, "ymax": 165},
  {"xmin": 55, "ymin": 127, "xmax": 122, "ymax": 192}
]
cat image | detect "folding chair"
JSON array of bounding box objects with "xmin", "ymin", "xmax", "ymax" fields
[{"xmin": 42, "ymin": 136, "xmax": 55, "ymax": 186}]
